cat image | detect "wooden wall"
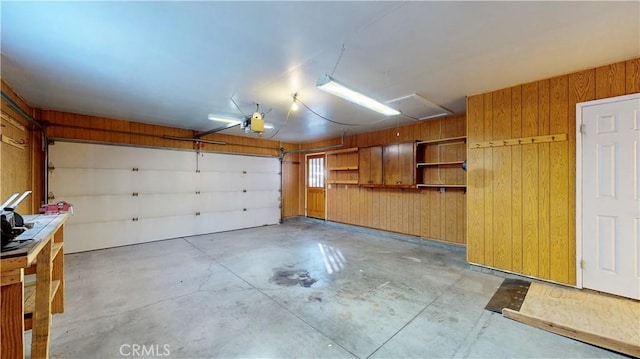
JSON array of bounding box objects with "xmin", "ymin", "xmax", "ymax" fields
[
  {"xmin": 43, "ymin": 110, "xmax": 289, "ymax": 156},
  {"xmin": 299, "ymin": 115, "xmax": 467, "ymax": 245},
  {"xmin": 282, "ymin": 151, "xmax": 303, "ymax": 218},
  {"xmin": 467, "ymin": 58, "xmax": 640, "ymax": 285},
  {"xmin": 1, "ymin": 80, "xmax": 43, "ymax": 213}
]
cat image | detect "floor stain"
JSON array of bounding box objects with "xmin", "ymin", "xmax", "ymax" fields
[{"xmin": 271, "ymin": 267, "xmax": 317, "ymax": 287}]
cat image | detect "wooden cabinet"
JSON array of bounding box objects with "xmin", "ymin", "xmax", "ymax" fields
[
  {"xmin": 358, "ymin": 146, "xmax": 382, "ymax": 185},
  {"xmin": 326, "ymin": 148, "xmax": 358, "ymax": 184},
  {"xmin": 415, "ymin": 136, "xmax": 466, "ymax": 188},
  {"xmin": 383, "ymin": 142, "xmax": 415, "ymax": 186}
]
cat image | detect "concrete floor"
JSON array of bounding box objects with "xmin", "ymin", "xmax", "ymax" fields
[{"xmin": 38, "ymin": 218, "xmax": 624, "ymax": 358}]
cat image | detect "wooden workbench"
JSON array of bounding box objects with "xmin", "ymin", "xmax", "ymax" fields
[{"xmin": 1, "ymin": 213, "xmax": 68, "ymax": 359}]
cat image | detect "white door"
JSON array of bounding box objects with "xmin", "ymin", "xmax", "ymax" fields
[
  {"xmin": 49, "ymin": 142, "xmax": 281, "ymax": 253},
  {"xmin": 578, "ymin": 93, "xmax": 640, "ymax": 300}
]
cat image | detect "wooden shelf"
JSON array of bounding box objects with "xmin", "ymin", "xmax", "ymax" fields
[
  {"xmin": 328, "ymin": 180, "xmax": 359, "ymax": 185},
  {"xmin": 327, "ymin": 166, "xmax": 358, "ymax": 171},
  {"xmin": 417, "ymin": 161, "xmax": 464, "ymax": 167},
  {"xmin": 362, "ymin": 184, "xmax": 418, "ymax": 190},
  {"xmin": 416, "ymin": 136, "xmax": 466, "ymax": 188},
  {"xmin": 417, "ymin": 136, "xmax": 467, "ymax": 145},
  {"xmin": 24, "ymin": 280, "xmax": 61, "ymax": 315},
  {"xmin": 417, "ymin": 184, "xmax": 467, "ymax": 188}
]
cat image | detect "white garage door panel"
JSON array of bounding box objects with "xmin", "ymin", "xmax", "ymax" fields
[
  {"xmin": 193, "ymin": 212, "xmax": 240, "ymax": 234},
  {"xmin": 198, "ymin": 192, "xmax": 245, "ymax": 212},
  {"xmin": 137, "ymin": 171, "xmax": 196, "ymax": 193},
  {"xmin": 244, "ymin": 174, "xmax": 280, "ymax": 191},
  {"xmin": 62, "ymin": 195, "xmax": 138, "ymax": 224},
  {"xmin": 49, "ymin": 141, "xmax": 281, "ymax": 253},
  {"xmin": 65, "ymin": 216, "xmax": 197, "ymax": 253},
  {"xmin": 65, "ymin": 220, "xmax": 136, "ymax": 253},
  {"xmin": 237, "ymin": 191, "xmax": 280, "ymax": 210},
  {"xmin": 137, "ymin": 215, "xmax": 197, "ymax": 242},
  {"xmin": 51, "ymin": 142, "xmax": 196, "ymax": 170},
  {"xmin": 249, "ymin": 191, "xmax": 281, "ymax": 207},
  {"xmin": 57, "ymin": 194, "xmax": 199, "ymax": 225},
  {"xmin": 136, "ymin": 193, "xmax": 197, "ymax": 218},
  {"xmin": 198, "ymin": 153, "xmax": 248, "ymax": 172},
  {"xmin": 196, "ymin": 172, "xmax": 248, "ymax": 191},
  {"xmin": 50, "ymin": 168, "xmax": 136, "ymax": 196},
  {"xmin": 245, "ymin": 208, "xmax": 281, "ymax": 227},
  {"xmin": 134, "ymin": 150, "xmax": 196, "ymax": 171}
]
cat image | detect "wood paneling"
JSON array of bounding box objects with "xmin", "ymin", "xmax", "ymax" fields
[
  {"xmin": 626, "ymin": 58, "xmax": 640, "ymax": 93},
  {"xmin": 1, "ymin": 79, "xmax": 41, "ymax": 214},
  {"xmin": 538, "ymin": 79, "xmax": 550, "ymax": 279},
  {"xmin": 43, "ymin": 110, "xmax": 286, "ymax": 156},
  {"xmin": 466, "ymin": 95, "xmax": 485, "ymax": 263},
  {"xmin": 521, "ymin": 82, "xmax": 540, "ymax": 277},
  {"xmin": 511, "ymin": 85, "xmax": 523, "ymax": 273},
  {"xmin": 307, "ymin": 115, "xmax": 466, "ymax": 244},
  {"xmin": 595, "ymin": 62, "xmax": 626, "ymax": 99},
  {"xmin": 466, "ymin": 58, "xmax": 639, "ymax": 285},
  {"xmin": 549, "ymin": 75, "xmax": 569, "ymax": 284},
  {"xmin": 492, "ymin": 88, "xmax": 512, "ymax": 270},
  {"xmin": 282, "ymin": 149, "xmax": 301, "ymax": 218}
]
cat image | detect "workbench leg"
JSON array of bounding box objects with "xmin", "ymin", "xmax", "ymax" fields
[
  {"xmin": 31, "ymin": 240, "xmax": 52, "ymax": 359},
  {"xmin": 1, "ymin": 270, "xmax": 25, "ymax": 359},
  {"xmin": 51, "ymin": 226, "xmax": 64, "ymax": 314}
]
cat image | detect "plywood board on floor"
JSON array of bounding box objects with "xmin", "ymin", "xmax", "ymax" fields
[{"xmin": 503, "ymin": 282, "xmax": 640, "ymax": 357}]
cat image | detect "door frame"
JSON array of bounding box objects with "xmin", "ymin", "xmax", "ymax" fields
[
  {"xmin": 575, "ymin": 92, "xmax": 640, "ymax": 289},
  {"xmin": 304, "ymin": 152, "xmax": 327, "ymax": 220}
]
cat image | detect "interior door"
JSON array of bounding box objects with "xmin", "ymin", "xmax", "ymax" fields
[
  {"xmin": 580, "ymin": 94, "xmax": 640, "ymax": 299},
  {"xmin": 306, "ymin": 154, "xmax": 326, "ymax": 219}
]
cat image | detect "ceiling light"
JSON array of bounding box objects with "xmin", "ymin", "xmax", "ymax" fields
[
  {"xmin": 207, "ymin": 115, "xmax": 241, "ymax": 126},
  {"xmin": 264, "ymin": 123, "xmax": 274, "ymax": 130},
  {"xmin": 316, "ymin": 74, "xmax": 400, "ymax": 116},
  {"xmin": 291, "ymin": 93, "xmax": 299, "ymax": 111}
]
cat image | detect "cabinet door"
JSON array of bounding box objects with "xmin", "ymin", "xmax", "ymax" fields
[
  {"xmin": 398, "ymin": 142, "xmax": 415, "ymax": 185},
  {"xmin": 383, "ymin": 144, "xmax": 400, "ymax": 185},
  {"xmin": 369, "ymin": 146, "xmax": 383, "ymax": 184},
  {"xmin": 383, "ymin": 142, "xmax": 415, "ymax": 186},
  {"xmin": 359, "ymin": 146, "xmax": 383, "ymax": 185},
  {"xmin": 358, "ymin": 147, "xmax": 371, "ymax": 184}
]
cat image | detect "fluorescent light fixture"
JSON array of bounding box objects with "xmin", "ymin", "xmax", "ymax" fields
[
  {"xmin": 316, "ymin": 74, "xmax": 400, "ymax": 116},
  {"xmin": 264, "ymin": 123, "xmax": 274, "ymax": 130},
  {"xmin": 207, "ymin": 115, "xmax": 241, "ymax": 126}
]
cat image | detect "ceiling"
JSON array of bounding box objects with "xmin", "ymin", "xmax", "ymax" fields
[{"xmin": 1, "ymin": 1, "xmax": 638, "ymax": 143}]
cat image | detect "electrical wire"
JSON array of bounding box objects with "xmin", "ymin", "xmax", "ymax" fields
[
  {"xmin": 296, "ymin": 98, "xmax": 393, "ymax": 127},
  {"xmin": 268, "ymin": 106, "xmax": 292, "ymax": 140},
  {"xmin": 331, "ymin": 44, "xmax": 346, "ymax": 77}
]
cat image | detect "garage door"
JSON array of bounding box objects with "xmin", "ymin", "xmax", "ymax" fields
[{"xmin": 48, "ymin": 141, "xmax": 280, "ymax": 253}]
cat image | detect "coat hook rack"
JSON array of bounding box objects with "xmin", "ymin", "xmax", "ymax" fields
[{"xmin": 470, "ymin": 133, "xmax": 567, "ymax": 149}]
